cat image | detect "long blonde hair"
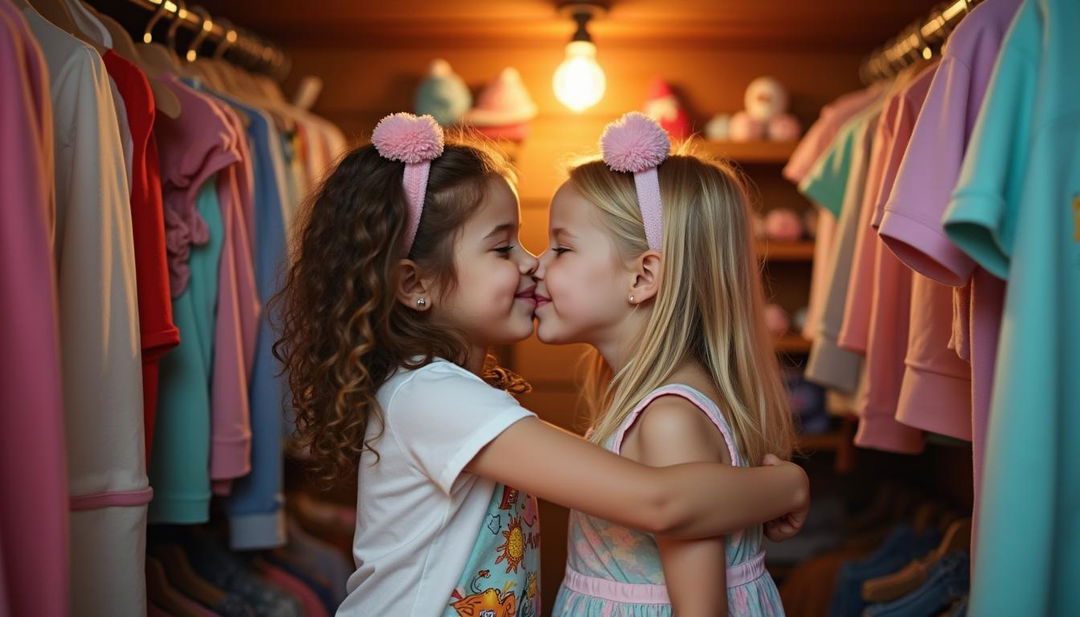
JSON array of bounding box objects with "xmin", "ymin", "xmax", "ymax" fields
[{"xmin": 573, "ymin": 151, "xmax": 794, "ymax": 463}]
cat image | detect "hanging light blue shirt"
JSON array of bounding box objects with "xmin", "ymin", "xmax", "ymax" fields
[
  {"xmin": 186, "ymin": 80, "xmax": 291, "ymax": 550},
  {"xmin": 944, "ymin": 0, "xmax": 1080, "ymax": 614}
]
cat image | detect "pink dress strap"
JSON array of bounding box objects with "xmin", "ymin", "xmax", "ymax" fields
[{"xmin": 611, "ymin": 383, "xmax": 741, "ymax": 466}]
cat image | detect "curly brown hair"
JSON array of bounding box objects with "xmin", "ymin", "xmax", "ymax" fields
[{"xmin": 272, "ymin": 136, "xmax": 529, "ymax": 487}]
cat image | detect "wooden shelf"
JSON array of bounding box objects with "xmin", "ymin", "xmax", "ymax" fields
[
  {"xmin": 694, "ymin": 139, "xmax": 798, "ymax": 164},
  {"xmin": 774, "ymin": 334, "xmax": 811, "ymax": 353},
  {"xmin": 796, "ymin": 430, "xmax": 848, "ymax": 452},
  {"xmin": 756, "ymin": 240, "xmax": 815, "ymax": 261},
  {"xmin": 795, "ymin": 418, "xmax": 857, "ymax": 473}
]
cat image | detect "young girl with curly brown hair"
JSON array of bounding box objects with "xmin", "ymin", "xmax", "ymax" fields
[{"xmin": 273, "ymin": 113, "xmax": 808, "ymax": 617}]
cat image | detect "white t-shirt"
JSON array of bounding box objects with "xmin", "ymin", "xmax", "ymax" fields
[
  {"xmin": 336, "ymin": 359, "xmax": 534, "ymax": 617},
  {"xmin": 25, "ymin": 7, "xmax": 147, "ymax": 617}
]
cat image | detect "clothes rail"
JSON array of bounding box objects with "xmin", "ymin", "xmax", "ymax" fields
[
  {"xmin": 860, "ymin": 0, "xmax": 984, "ymax": 83},
  {"xmin": 124, "ymin": 0, "xmax": 289, "ymax": 79}
]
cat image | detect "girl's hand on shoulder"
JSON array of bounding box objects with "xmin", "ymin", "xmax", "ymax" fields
[{"xmin": 761, "ymin": 453, "xmax": 809, "ymax": 542}]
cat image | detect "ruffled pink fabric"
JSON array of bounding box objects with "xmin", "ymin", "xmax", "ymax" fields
[{"xmin": 163, "ymin": 198, "xmax": 210, "ymax": 298}]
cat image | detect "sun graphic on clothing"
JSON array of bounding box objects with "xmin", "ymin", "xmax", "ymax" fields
[{"xmin": 495, "ymin": 516, "xmax": 526, "ymax": 573}]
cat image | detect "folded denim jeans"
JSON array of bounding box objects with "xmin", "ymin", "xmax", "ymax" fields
[
  {"xmin": 828, "ymin": 524, "xmax": 942, "ymax": 617},
  {"xmin": 863, "ymin": 551, "xmax": 969, "ymax": 617}
]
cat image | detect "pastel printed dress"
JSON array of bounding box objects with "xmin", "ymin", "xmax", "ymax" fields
[
  {"xmin": 553, "ymin": 384, "xmax": 785, "ymax": 617},
  {"xmin": 443, "ymin": 484, "xmax": 542, "ymax": 617}
]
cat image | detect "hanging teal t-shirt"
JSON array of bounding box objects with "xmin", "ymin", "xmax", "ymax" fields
[
  {"xmin": 186, "ymin": 79, "xmax": 290, "ymax": 550},
  {"xmin": 443, "ymin": 484, "xmax": 541, "ymax": 617},
  {"xmin": 149, "ymin": 178, "xmax": 222, "ymax": 523},
  {"xmin": 799, "ymin": 108, "xmax": 877, "ymax": 217},
  {"xmin": 944, "ymin": 0, "xmax": 1080, "ymax": 614}
]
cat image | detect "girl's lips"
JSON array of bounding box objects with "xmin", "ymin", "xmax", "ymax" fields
[
  {"xmin": 515, "ymin": 285, "xmax": 537, "ymax": 303},
  {"xmin": 533, "ymin": 294, "xmax": 551, "ymax": 308}
]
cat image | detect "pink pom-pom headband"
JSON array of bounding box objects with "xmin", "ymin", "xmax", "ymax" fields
[
  {"xmin": 371, "ymin": 113, "xmax": 445, "ymax": 255},
  {"xmin": 600, "ymin": 112, "xmax": 671, "ymax": 251}
]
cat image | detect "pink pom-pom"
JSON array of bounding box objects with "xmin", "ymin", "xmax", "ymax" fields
[
  {"xmin": 371, "ymin": 113, "xmax": 445, "ymax": 164},
  {"xmin": 600, "ymin": 112, "xmax": 671, "ymax": 173}
]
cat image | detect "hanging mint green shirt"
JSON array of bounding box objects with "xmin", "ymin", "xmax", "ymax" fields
[
  {"xmin": 149, "ymin": 178, "xmax": 222, "ymax": 523},
  {"xmin": 945, "ymin": 0, "xmax": 1080, "ymax": 614},
  {"xmin": 799, "ymin": 109, "xmax": 876, "ymax": 218}
]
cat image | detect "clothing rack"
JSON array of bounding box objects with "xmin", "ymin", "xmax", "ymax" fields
[
  {"xmin": 123, "ymin": 0, "xmax": 289, "ymax": 79},
  {"xmin": 860, "ymin": 0, "xmax": 984, "ymax": 83}
]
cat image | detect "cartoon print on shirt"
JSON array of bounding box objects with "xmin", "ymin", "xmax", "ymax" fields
[
  {"xmin": 521, "ymin": 493, "xmax": 538, "ymax": 527},
  {"xmin": 516, "ymin": 572, "xmax": 539, "ymax": 617},
  {"xmin": 448, "ymin": 484, "xmax": 540, "ymax": 617},
  {"xmin": 450, "ymin": 587, "xmax": 517, "ymax": 617},
  {"xmin": 499, "ymin": 486, "xmax": 519, "ymax": 510},
  {"xmin": 496, "ymin": 516, "xmax": 526, "ymax": 573}
]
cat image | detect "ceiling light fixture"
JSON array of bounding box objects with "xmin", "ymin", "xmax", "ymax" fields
[{"xmin": 553, "ymin": 1, "xmax": 609, "ymax": 113}]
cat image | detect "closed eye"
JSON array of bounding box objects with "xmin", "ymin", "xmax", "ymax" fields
[
  {"xmin": 552, "ymin": 247, "xmax": 571, "ymax": 255},
  {"xmin": 494, "ymin": 245, "xmax": 515, "ymax": 255}
]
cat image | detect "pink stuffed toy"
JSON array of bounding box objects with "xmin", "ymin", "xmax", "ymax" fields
[
  {"xmin": 763, "ymin": 208, "xmax": 804, "ymax": 242},
  {"xmin": 729, "ymin": 111, "xmax": 765, "ymax": 141},
  {"xmin": 729, "ymin": 77, "xmax": 802, "ymax": 142},
  {"xmin": 464, "ymin": 67, "xmax": 538, "ymax": 142},
  {"xmin": 764, "ymin": 304, "xmax": 791, "ymax": 337}
]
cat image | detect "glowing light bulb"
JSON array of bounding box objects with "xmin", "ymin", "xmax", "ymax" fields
[{"xmin": 553, "ymin": 40, "xmax": 606, "ymax": 113}]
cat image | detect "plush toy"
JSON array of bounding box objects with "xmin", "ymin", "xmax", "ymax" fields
[
  {"xmin": 792, "ymin": 306, "xmax": 809, "ymax": 332},
  {"xmin": 729, "ymin": 111, "xmax": 765, "ymax": 141},
  {"xmin": 464, "ymin": 67, "xmax": 538, "ymax": 142},
  {"xmin": 643, "ymin": 78, "xmax": 692, "ymax": 140},
  {"xmin": 763, "ymin": 208, "xmax": 805, "ymax": 242},
  {"xmin": 728, "ymin": 76, "xmax": 801, "ymax": 142},
  {"xmin": 705, "ymin": 113, "xmax": 732, "ymax": 140},
  {"xmin": 414, "ymin": 59, "xmax": 471, "ymax": 126},
  {"xmin": 764, "ymin": 303, "xmax": 791, "ymax": 337}
]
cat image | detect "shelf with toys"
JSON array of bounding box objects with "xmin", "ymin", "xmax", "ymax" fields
[
  {"xmin": 756, "ymin": 240, "xmax": 816, "ymax": 262},
  {"xmin": 694, "ymin": 139, "xmax": 799, "ymax": 165},
  {"xmin": 774, "ymin": 334, "xmax": 813, "ymax": 354}
]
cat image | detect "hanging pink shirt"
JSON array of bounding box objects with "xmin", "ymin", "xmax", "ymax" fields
[
  {"xmin": 0, "ymin": 4, "xmax": 68, "ymax": 617},
  {"xmin": 784, "ymin": 84, "xmax": 884, "ymax": 184},
  {"xmin": 205, "ymin": 97, "xmax": 259, "ymax": 486},
  {"xmin": 877, "ymin": 0, "xmax": 1020, "ymax": 506},
  {"xmin": 155, "ymin": 76, "xmax": 257, "ymax": 495},
  {"xmin": 841, "ymin": 65, "xmax": 938, "ymax": 453},
  {"xmin": 790, "ymin": 87, "xmax": 883, "ymax": 349}
]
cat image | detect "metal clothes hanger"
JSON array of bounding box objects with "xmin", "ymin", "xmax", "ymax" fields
[
  {"xmin": 83, "ymin": 1, "xmax": 182, "ymax": 118},
  {"xmin": 26, "ymin": 0, "xmax": 106, "ymax": 54},
  {"xmin": 137, "ymin": 0, "xmax": 183, "ymax": 75}
]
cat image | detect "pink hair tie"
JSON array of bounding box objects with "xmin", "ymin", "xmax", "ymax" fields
[
  {"xmin": 371, "ymin": 112, "xmax": 445, "ymax": 254},
  {"xmin": 600, "ymin": 112, "xmax": 671, "ymax": 251}
]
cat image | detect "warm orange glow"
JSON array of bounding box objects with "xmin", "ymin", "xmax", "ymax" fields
[{"xmin": 553, "ymin": 40, "xmax": 606, "ymax": 113}]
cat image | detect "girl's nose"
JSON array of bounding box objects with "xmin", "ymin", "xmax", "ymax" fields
[
  {"xmin": 519, "ymin": 249, "xmax": 539, "ymax": 276},
  {"xmin": 532, "ymin": 250, "xmax": 550, "ymax": 280}
]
